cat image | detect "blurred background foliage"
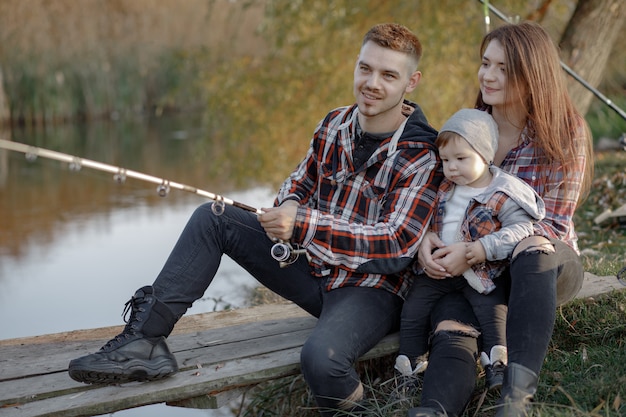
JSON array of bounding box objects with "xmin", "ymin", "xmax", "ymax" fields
[{"xmin": 0, "ymin": 0, "xmax": 623, "ymax": 136}]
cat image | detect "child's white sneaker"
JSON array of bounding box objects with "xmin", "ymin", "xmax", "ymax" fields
[
  {"xmin": 480, "ymin": 345, "xmax": 508, "ymax": 390},
  {"xmin": 394, "ymin": 354, "xmax": 428, "ymax": 376}
]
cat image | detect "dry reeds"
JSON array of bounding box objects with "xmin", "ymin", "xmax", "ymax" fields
[{"xmin": 0, "ymin": 0, "xmax": 267, "ymax": 125}]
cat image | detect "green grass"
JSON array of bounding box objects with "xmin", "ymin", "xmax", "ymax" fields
[
  {"xmin": 231, "ymin": 292, "xmax": 626, "ymax": 417},
  {"xmin": 575, "ymin": 151, "xmax": 626, "ymax": 277},
  {"xmin": 539, "ymin": 292, "xmax": 626, "ymax": 417},
  {"xmin": 586, "ymin": 96, "xmax": 626, "ymax": 142},
  {"xmin": 230, "ymin": 150, "xmax": 626, "ymax": 417}
]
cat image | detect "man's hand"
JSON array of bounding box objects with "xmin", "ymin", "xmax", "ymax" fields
[{"xmin": 258, "ymin": 200, "xmax": 299, "ymax": 241}]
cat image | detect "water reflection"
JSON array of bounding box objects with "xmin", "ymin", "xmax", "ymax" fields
[
  {"xmin": 0, "ymin": 113, "xmax": 284, "ymax": 416},
  {"xmin": 0, "ymin": 187, "xmax": 274, "ymax": 338}
]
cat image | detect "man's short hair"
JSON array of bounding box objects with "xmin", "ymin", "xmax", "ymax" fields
[{"xmin": 362, "ymin": 23, "xmax": 422, "ymax": 68}]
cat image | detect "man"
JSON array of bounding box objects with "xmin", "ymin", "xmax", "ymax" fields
[{"xmin": 69, "ymin": 23, "xmax": 442, "ymax": 416}]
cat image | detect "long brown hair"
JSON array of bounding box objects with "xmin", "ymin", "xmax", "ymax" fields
[{"xmin": 475, "ymin": 22, "xmax": 593, "ymax": 203}]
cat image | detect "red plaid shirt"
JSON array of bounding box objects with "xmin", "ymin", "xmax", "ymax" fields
[
  {"xmin": 275, "ymin": 104, "xmax": 442, "ymax": 298},
  {"xmin": 500, "ymin": 125, "xmax": 587, "ymax": 254}
]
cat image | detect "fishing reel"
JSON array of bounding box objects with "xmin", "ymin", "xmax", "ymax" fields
[
  {"xmin": 113, "ymin": 169, "xmax": 127, "ymax": 184},
  {"xmin": 68, "ymin": 157, "xmax": 82, "ymax": 172},
  {"xmin": 271, "ymin": 241, "xmax": 309, "ymax": 268},
  {"xmin": 207, "ymin": 196, "xmax": 307, "ymax": 268},
  {"xmin": 156, "ymin": 181, "xmax": 170, "ymax": 197},
  {"xmin": 211, "ymin": 199, "xmax": 226, "ymax": 216}
]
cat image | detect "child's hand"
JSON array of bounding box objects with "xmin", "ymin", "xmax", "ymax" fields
[{"xmin": 465, "ymin": 241, "xmax": 486, "ymax": 266}]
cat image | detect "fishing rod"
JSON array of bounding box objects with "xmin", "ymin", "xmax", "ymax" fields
[
  {"xmin": 0, "ymin": 138, "xmax": 307, "ymax": 267},
  {"xmin": 478, "ymin": 0, "xmax": 626, "ymax": 122},
  {"xmin": 482, "ymin": 0, "xmax": 490, "ymax": 33}
]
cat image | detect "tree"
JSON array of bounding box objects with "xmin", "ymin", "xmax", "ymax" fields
[{"xmin": 559, "ymin": 0, "xmax": 626, "ymax": 116}]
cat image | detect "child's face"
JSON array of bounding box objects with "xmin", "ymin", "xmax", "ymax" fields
[{"xmin": 439, "ymin": 136, "xmax": 491, "ymax": 188}]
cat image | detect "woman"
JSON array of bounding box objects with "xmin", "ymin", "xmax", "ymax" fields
[{"xmin": 407, "ymin": 22, "xmax": 594, "ymax": 417}]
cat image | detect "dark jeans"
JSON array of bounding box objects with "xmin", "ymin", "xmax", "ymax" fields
[
  {"xmin": 399, "ymin": 274, "xmax": 507, "ymax": 361},
  {"xmin": 420, "ymin": 240, "xmax": 583, "ymax": 417},
  {"xmin": 150, "ymin": 203, "xmax": 403, "ymax": 414}
]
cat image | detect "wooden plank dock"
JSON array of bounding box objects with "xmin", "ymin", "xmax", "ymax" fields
[
  {"xmin": 0, "ymin": 303, "xmax": 399, "ymax": 417},
  {"xmin": 0, "ymin": 272, "xmax": 623, "ymax": 417}
]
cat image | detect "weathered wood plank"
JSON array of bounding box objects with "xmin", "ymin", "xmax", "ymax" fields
[
  {"xmin": 1, "ymin": 330, "xmax": 399, "ymax": 417},
  {"xmin": 0, "ymin": 347, "xmax": 304, "ymax": 417},
  {"xmin": 0, "ymin": 303, "xmax": 309, "ymax": 347},
  {"xmin": 0, "ymin": 318, "xmax": 317, "ymax": 404},
  {"xmin": 2, "ymin": 279, "xmax": 621, "ymax": 417},
  {"xmin": 577, "ymin": 272, "xmax": 625, "ymax": 299},
  {"xmin": 593, "ymin": 203, "xmax": 626, "ymax": 225},
  {"xmin": 0, "ymin": 305, "xmax": 313, "ymax": 380},
  {"xmin": 167, "ymin": 387, "xmax": 246, "ymax": 409}
]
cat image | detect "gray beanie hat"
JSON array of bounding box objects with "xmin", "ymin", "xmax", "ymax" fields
[{"xmin": 439, "ymin": 109, "xmax": 499, "ymax": 164}]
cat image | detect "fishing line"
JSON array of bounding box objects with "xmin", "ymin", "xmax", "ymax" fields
[
  {"xmin": 0, "ymin": 138, "xmax": 307, "ymax": 267},
  {"xmin": 477, "ymin": 0, "xmax": 626, "ymax": 122}
]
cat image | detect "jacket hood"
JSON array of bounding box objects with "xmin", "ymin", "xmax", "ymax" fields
[
  {"xmin": 474, "ymin": 166, "xmax": 546, "ymax": 220},
  {"xmin": 394, "ymin": 100, "xmax": 439, "ymax": 153}
]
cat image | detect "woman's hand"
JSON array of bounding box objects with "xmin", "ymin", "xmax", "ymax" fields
[
  {"xmin": 431, "ymin": 242, "xmax": 471, "ymax": 277},
  {"xmin": 417, "ymin": 232, "xmax": 450, "ymax": 278}
]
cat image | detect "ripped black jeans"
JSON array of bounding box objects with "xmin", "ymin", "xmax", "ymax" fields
[
  {"xmin": 419, "ymin": 240, "xmax": 583, "ymax": 416},
  {"xmin": 150, "ymin": 203, "xmax": 403, "ymax": 416}
]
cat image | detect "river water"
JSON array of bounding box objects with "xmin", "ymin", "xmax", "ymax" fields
[{"xmin": 0, "ymin": 113, "xmax": 284, "ymax": 416}]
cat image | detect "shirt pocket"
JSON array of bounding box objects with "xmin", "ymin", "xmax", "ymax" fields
[
  {"xmin": 349, "ymin": 176, "xmax": 386, "ymax": 223},
  {"xmin": 318, "ymin": 163, "xmax": 346, "ymax": 213},
  {"xmin": 466, "ymin": 206, "xmax": 499, "ymax": 241}
]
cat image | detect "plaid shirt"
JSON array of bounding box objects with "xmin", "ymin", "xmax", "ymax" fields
[
  {"xmin": 275, "ymin": 103, "xmax": 442, "ymax": 298},
  {"xmin": 500, "ymin": 125, "xmax": 587, "ymax": 254},
  {"xmin": 431, "ymin": 180, "xmax": 512, "ymax": 293}
]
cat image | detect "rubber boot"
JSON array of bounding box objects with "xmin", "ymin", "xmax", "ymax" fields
[
  {"xmin": 494, "ymin": 363, "xmax": 538, "ymax": 417},
  {"xmin": 68, "ymin": 286, "xmax": 179, "ymax": 384}
]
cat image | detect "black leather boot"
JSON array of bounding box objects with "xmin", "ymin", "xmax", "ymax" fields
[
  {"xmin": 68, "ymin": 286, "xmax": 179, "ymax": 384},
  {"xmin": 494, "ymin": 363, "xmax": 538, "ymax": 417}
]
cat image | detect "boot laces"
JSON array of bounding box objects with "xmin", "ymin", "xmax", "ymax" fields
[
  {"xmin": 492, "ymin": 359, "xmax": 506, "ymax": 370},
  {"xmin": 100, "ymin": 294, "xmax": 147, "ymax": 351}
]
